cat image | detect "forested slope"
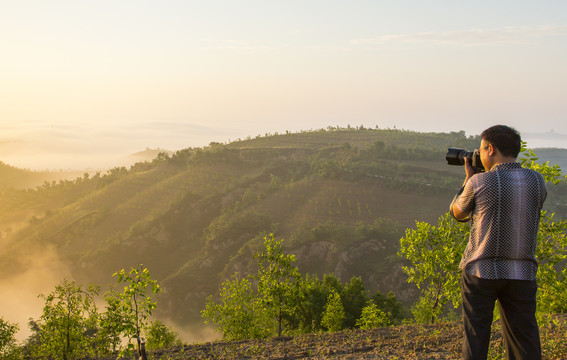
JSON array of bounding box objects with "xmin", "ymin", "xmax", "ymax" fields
[{"xmin": 1, "ymin": 128, "xmax": 565, "ymax": 331}]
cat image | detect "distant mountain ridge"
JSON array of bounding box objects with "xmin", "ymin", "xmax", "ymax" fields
[
  {"xmin": 1, "ymin": 128, "xmax": 565, "ymax": 338},
  {"xmin": 0, "ymin": 148, "xmax": 172, "ymax": 189}
]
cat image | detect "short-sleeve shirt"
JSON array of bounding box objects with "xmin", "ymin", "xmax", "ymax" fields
[{"xmin": 453, "ymin": 162, "xmax": 546, "ymax": 280}]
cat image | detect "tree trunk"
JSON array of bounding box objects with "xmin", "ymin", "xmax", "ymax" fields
[
  {"xmin": 430, "ymin": 270, "xmax": 444, "ymax": 324},
  {"xmin": 139, "ymin": 339, "xmax": 148, "ymax": 360},
  {"xmin": 278, "ymin": 306, "xmax": 282, "ymax": 337}
]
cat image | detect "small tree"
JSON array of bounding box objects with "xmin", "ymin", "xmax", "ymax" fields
[
  {"xmin": 341, "ymin": 276, "xmax": 369, "ymax": 328},
  {"xmin": 98, "ymin": 290, "xmax": 127, "ymax": 353},
  {"xmin": 371, "ymin": 291, "xmax": 406, "ymax": 325},
  {"xmin": 202, "ymin": 274, "xmax": 273, "ymax": 340},
  {"xmin": 0, "ymin": 317, "xmax": 19, "ymax": 359},
  {"xmin": 111, "ymin": 265, "xmax": 161, "ymax": 356},
  {"xmin": 535, "ymin": 212, "xmax": 567, "ymax": 314},
  {"xmin": 145, "ymin": 320, "xmax": 182, "ymax": 349},
  {"xmin": 35, "ymin": 279, "xmax": 100, "ymax": 360},
  {"xmin": 321, "ymin": 289, "xmax": 345, "ymax": 332},
  {"xmin": 356, "ymin": 302, "xmax": 390, "ymax": 329},
  {"xmin": 289, "ymin": 274, "xmax": 331, "ymax": 333},
  {"xmin": 398, "ymin": 213, "xmax": 469, "ymax": 324},
  {"xmin": 255, "ymin": 234, "xmax": 301, "ymax": 337}
]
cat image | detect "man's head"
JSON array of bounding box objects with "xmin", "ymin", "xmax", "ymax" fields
[
  {"xmin": 480, "ymin": 125, "xmax": 521, "ymax": 158},
  {"xmin": 479, "ymin": 125, "xmax": 521, "ymax": 170}
]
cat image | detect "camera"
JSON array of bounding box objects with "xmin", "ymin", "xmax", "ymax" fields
[{"xmin": 446, "ymin": 148, "xmax": 484, "ymax": 173}]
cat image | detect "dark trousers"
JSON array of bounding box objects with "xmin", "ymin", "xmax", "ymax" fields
[{"xmin": 461, "ymin": 272, "xmax": 541, "ymax": 360}]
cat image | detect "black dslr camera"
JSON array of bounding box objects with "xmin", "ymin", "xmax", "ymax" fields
[{"xmin": 446, "ymin": 147, "xmax": 484, "ymax": 173}]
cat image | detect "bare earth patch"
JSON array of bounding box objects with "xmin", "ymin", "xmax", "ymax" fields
[{"xmin": 85, "ymin": 315, "xmax": 567, "ymax": 359}]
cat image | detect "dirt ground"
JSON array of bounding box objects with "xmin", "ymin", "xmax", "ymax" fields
[{"xmin": 87, "ymin": 315, "xmax": 567, "ymax": 359}]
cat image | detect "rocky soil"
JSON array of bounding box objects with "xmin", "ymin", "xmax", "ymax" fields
[{"xmin": 89, "ymin": 315, "xmax": 567, "ymax": 360}]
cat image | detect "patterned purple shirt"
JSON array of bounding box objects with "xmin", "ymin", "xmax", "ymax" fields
[{"xmin": 453, "ymin": 162, "xmax": 547, "ymax": 280}]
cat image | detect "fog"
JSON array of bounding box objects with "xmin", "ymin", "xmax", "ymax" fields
[
  {"xmin": 0, "ymin": 243, "xmax": 220, "ymax": 344},
  {"xmin": 0, "ymin": 245, "xmax": 71, "ymax": 341},
  {"xmin": 0, "ymin": 121, "xmax": 254, "ymax": 171},
  {"xmin": 2, "ymin": 123, "xmax": 567, "ymax": 172}
]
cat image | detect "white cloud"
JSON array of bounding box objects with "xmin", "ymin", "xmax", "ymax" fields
[{"xmin": 352, "ymin": 25, "xmax": 567, "ymax": 46}]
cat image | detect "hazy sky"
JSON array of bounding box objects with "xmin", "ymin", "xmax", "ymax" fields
[{"xmin": 1, "ymin": 0, "xmax": 567, "ymax": 170}]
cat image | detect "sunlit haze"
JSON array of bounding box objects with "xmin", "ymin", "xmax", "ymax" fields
[{"xmin": 2, "ymin": 1, "xmax": 567, "ymax": 170}]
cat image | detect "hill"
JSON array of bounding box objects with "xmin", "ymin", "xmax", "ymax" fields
[
  {"xmin": 0, "ymin": 161, "xmax": 86, "ymax": 189},
  {"xmin": 0, "ymin": 128, "xmax": 566, "ymax": 340},
  {"xmin": 0, "ymin": 148, "xmax": 171, "ymax": 190}
]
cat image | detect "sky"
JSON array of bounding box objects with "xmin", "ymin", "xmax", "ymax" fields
[{"xmin": 1, "ymin": 0, "xmax": 567, "ymax": 170}]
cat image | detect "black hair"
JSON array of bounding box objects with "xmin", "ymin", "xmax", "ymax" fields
[{"xmin": 480, "ymin": 125, "xmax": 521, "ymax": 158}]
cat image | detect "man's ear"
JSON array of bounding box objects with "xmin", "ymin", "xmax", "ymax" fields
[{"xmin": 488, "ymin": 144, "xmax": 496, "ymax": 156}]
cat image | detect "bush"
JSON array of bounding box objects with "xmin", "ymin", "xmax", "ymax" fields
[
  {"xmin": 145, "ymin": 320, "xmax": 182, "ymax": 349},
  {"xmin": 356, "ymin": 302, "xmax": 390, "ymax": 329}
]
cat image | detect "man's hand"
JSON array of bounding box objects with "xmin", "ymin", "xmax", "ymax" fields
[{"xmin": 463, "ymin": 157, "xmax": 475, "ymax": 185}]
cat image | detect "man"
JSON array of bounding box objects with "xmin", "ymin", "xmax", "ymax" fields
[{"xmin": 450, "ymin": 125, "xmax": 547, "ymax": 360}]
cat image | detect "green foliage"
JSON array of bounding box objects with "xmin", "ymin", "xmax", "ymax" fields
[
  {"xmin": 519, "ymin": 142, "xmax": 566, "ymax": 184},
  {"xmin": 17, "ymin": 270, "xmax": 167, "ymax": 358},
  {"xmin": 98, "ymin": 290, "xmax": 127, "ymax": 353},
  {"xmin": 203, "ymin": 234, "xmax": 302, "ymax": 339},
  {"xmin": 536, "ymin": 212, "xmax": 567, "ymax": 313},
  {"xmin": 371, "ymin": 291, "xmax": 407, "ymax": 325},
  {"xmin": 287, "ymin": 273, "xmax": 350, "ymax": 333},
  {"xmin": 144, "ymin": 320, "xmax": 182, "ymax": 349},
  {"xmin": 398, "ymin": 213, "xmax": 469, "ymax": 324},
  {"xmin": 341, "ymin": 276, "xmax": 369, "ymax": 328},
  {"xmin": 0, "ymin": 317, "xmax": 19, "ymax": 358},
  {"xmin": 202, "ymin": 274, "xmax": 274, "ymax": 340},
  {"xmin": 111, "ymin": 264, "xmax": 161, "ymax": 355},
  {"xmin": 288, "ymin": 274, "xmax": 330, "ymax": 333},
  {"xmin": 321, "ymin": 289, "xmax": 345, "ymax": 332},
  {"xmin": 33, "ymin": 279, "xmax": 101, "ymax": 360},
  {"xmin": 255, "ymin": 233, "xmax": 301, "ymax": 337},
  {"xmin": 204, "ymin": 234, "xmax": 406, "ymax": 338},
  {"xmin": 356, "ymin": 302, "xmax": 391, "ymax": 329}
]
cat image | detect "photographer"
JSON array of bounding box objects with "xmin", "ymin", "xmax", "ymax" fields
[{"xmin": 449, "ymin": 125, "xmax": 547, "ymax": 360}]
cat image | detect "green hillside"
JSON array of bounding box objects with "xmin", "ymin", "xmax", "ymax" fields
[{"xmin": 1, "ymin": 128, "xmax": 565, "ymax": 331}]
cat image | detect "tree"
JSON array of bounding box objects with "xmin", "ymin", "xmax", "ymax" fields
[
  {"xmin": 0, "ymin": 317, "xmax": 19, "ymax": 358},
  {"xmin": 341, "ymin": 276, "xmax": 369, "ymax": 328},
  {"xmin": 398, "ymin": 213, "xmax": 469, "ymax": 324},
  {"xmin": 111, "ymin": 265, "xmax": 161, "ymax": 356},
  {"xmin": 202, "ymin": 274, "xmax": 273, "ymax": 340},
  {"xmin": 321, "ymin": 289, "xmax": 345, "ymax": 332},
  {"xmin": 371, "ymin": 291, "xmax": 406, "ymax": 325},
  {"xmin": 288, "ymin": 274, "xmax": 332, "ymax": 333},
  {"xmin": 535, "ymin": 212, "xmax": 567, "ymax": 314},
  {"xmin": 98, "ymin": 290, "xmax": 127, "ymax": 353},
  {"xmin": 255, "ymin": 233, "xmax": 301, "ymax": 337},
  {"xmin": 35, "ymin": 279, "xmax": 100, "ymax": 360},
  {"xmin": 356, "ymin": 302, "xmax": 391, "ymax": 329}
]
